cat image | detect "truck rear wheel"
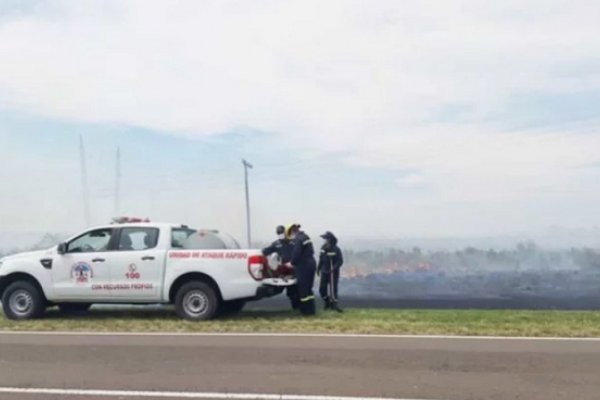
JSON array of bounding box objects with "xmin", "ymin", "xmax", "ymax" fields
[
  {"xmin": 175, "ymin": 281, "xmax": 219, "ymax": 321},
  {"xmin": 1, "ymin": 281, "xmax": 46, "ymax": 320},
  {"xmin": 58, "ymin": 303, "xmax": 92, "ymax": 315}
]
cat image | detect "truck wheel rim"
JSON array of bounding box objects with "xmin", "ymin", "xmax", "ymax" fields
[
  {"xmin": 183, "ymin": 290, "xmax": 208, "ymax": 316},
  {"xmin": 9, "ymin": 290, "xmax": 33, "ymax": 317}
]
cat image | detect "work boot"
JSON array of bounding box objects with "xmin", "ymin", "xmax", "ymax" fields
[
  {"xmin": 323, "ymin": 299, "xmax": 331, "ymax": 310},
  {"xmin": 307, "ymin": 299, "xmax": 317, "ymax": 315},
  {"xmin": 300, "ymin": 299, "xmax": 316, "ymax": 316},
  {"xmin": 331, "ymin": 301, "xmax": 343, "ymax": 313}
]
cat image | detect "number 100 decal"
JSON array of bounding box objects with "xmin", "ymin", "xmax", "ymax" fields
[{"xmin": 126, "ymin": 264, "xmax": 141, "ymax": 280}]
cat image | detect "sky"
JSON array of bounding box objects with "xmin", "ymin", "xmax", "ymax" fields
[{"xmin": 0, "ymin": 0, "xmax": 600, "ymax": 246}]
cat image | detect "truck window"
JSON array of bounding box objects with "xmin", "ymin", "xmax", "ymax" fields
[
  {"xmin": 118, "ymin": 227, "xmax": 159, "ymax": 251},
  {"xmin": 171, "ymin": 228, "xmax": 194, "ymax": 249},
  {"xmin": 67, "ymin": 228, "xmax": 114, "ymax": 253},
  {"xmin": 171, "ymin": 228, "xmax": 237, "ymax": 250}
]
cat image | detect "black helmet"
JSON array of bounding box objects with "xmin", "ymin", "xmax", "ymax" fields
[
  {"xmin": 320, "ymin": 231, "xmax": 338, "ymax": 245},
  {"xmin": 276, "ymin": 225, "xmax": 285, "ymax": 235}
]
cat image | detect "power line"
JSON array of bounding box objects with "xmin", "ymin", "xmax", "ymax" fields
[{"xmin": 114, "ymin": 146, "xmax": 121, "ymax": 216}]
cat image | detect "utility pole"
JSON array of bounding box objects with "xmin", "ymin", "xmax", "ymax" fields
[
  {"xmin": 242, "ymin": 159, "xmax": 253, "ymax": 248},
  {"xmin": 79, "ymin": 135, "xmax": 91, "ymax": 226},
  {"xmin": 114, "ymin": 146, "xmax": 121, "ymax": 217}
]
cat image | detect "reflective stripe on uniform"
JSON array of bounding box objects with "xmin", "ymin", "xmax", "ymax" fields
[
  {"xmin": 303, "ymin": 240, "xmax": 312, "ymax": 245},
  {"xmin": 300, "ymin": 295, "xmax": 315, "ymax": 302},
  {"xmin": 326, "ymin": 252, "xmax": 336, "ymax": 256}
]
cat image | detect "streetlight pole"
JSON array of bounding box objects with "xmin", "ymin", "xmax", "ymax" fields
[
  {"xmin": 79, "ymin": 135, "xmax": 91, "ymax": 227},
  {"xmin": 242, "ymin": 159, "xmax": 253, "ymax": 248}
]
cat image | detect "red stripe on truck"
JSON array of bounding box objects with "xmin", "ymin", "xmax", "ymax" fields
[{"xmin": 168, "ymin": 251, "xmax": 249, "ymax": 259}]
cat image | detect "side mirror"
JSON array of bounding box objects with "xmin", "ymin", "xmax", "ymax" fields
[{"xmin": 57, "ymin": 243, "xmax": 67, "ymax": 255}]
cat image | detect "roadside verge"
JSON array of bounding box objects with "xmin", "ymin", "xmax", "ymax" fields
[{"xmin": 1, "ymin": 308, "xmax": 600, "ymax": 337}]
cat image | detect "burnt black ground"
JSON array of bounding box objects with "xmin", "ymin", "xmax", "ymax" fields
[{"xmin": 249, "ymin": 295, "xmax": 600, "ymax": 310}]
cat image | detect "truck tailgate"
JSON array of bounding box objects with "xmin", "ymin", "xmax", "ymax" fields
[{"xmin": 261, "ymin": 277, "xmax": 297, "ymax": 286}]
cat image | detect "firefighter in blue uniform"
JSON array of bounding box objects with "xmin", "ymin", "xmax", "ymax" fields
[
  {"xmin": 262, "ymin": 225, "xmax": 300, "ymax": 310},
  {"xmin": 287, "ymin": 224, "xmax": 317, "ymax": 316},
  {"xmin": 318, "ymin": 231, "xmax": 344, "ymax": 312}
]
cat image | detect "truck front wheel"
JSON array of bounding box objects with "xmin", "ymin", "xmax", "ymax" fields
[
  {"xmin": 1, "ymin": 281, "xmax": 46, "ymax": 320},
  {"xmin": 175, "ymin": 281, "xmax": 219, "ymax": 321}
]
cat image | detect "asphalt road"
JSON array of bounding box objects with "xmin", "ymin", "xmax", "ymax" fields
[{"xmin": 0, "ymin": 332, "xmax": 599, "ymax": 400}]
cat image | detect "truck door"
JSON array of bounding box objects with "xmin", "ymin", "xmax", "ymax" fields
[
  {"xmin": 51, "ymin": 228, "xmax": 115, "ymax": 300},
  {"xmin": 107, "ymin": 226, "xmax": 163, "ymax": 300}
]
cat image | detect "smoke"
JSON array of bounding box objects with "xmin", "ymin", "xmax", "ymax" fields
[{"xmin": 341, "ymin": 243, "xmax": 600, "ymax": 303}]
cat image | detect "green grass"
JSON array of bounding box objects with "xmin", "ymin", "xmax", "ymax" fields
[{"xmin": 1, "ymin": 307, "xmax": 600, "ymax": 337}]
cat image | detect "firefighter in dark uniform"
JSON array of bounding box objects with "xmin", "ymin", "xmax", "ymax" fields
[
  {"xmin": 288, "ymin": 224, "xmax": 317, "ymax": 316},
  {"xmin": 318, "ymin": 231, "xmax": 344, "ymax": 312},
  {"xmin": 262, "ymin": 225, "xmax": 300, "ymax": 309}
]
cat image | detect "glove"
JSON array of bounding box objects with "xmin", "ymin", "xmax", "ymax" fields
[{"xmin": 316, "ymin": 268, "xmax": 321, "ymax": 277}]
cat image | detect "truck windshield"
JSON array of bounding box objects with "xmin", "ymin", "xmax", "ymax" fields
[{"xmin": 171, "ymin": 228, "xmax": 240, "ymax": 250}]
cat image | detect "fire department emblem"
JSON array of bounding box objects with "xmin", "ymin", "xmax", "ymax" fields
[{"xmin": 71, "ymin": 262, "xmax": 93, "ymax": 284}]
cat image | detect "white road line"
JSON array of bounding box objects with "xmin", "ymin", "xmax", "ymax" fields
[
  {"xmin": 0, "ymin": 330, "xmax": 599, "ymax": 341},
  {"xmin": 0, "ymin": 387, "xmax": 439, "ymax": 400}
]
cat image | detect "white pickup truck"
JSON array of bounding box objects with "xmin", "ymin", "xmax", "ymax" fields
[{"xmin": 0, "ymin": 221, "xmax": 296, "ymax": 320}]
